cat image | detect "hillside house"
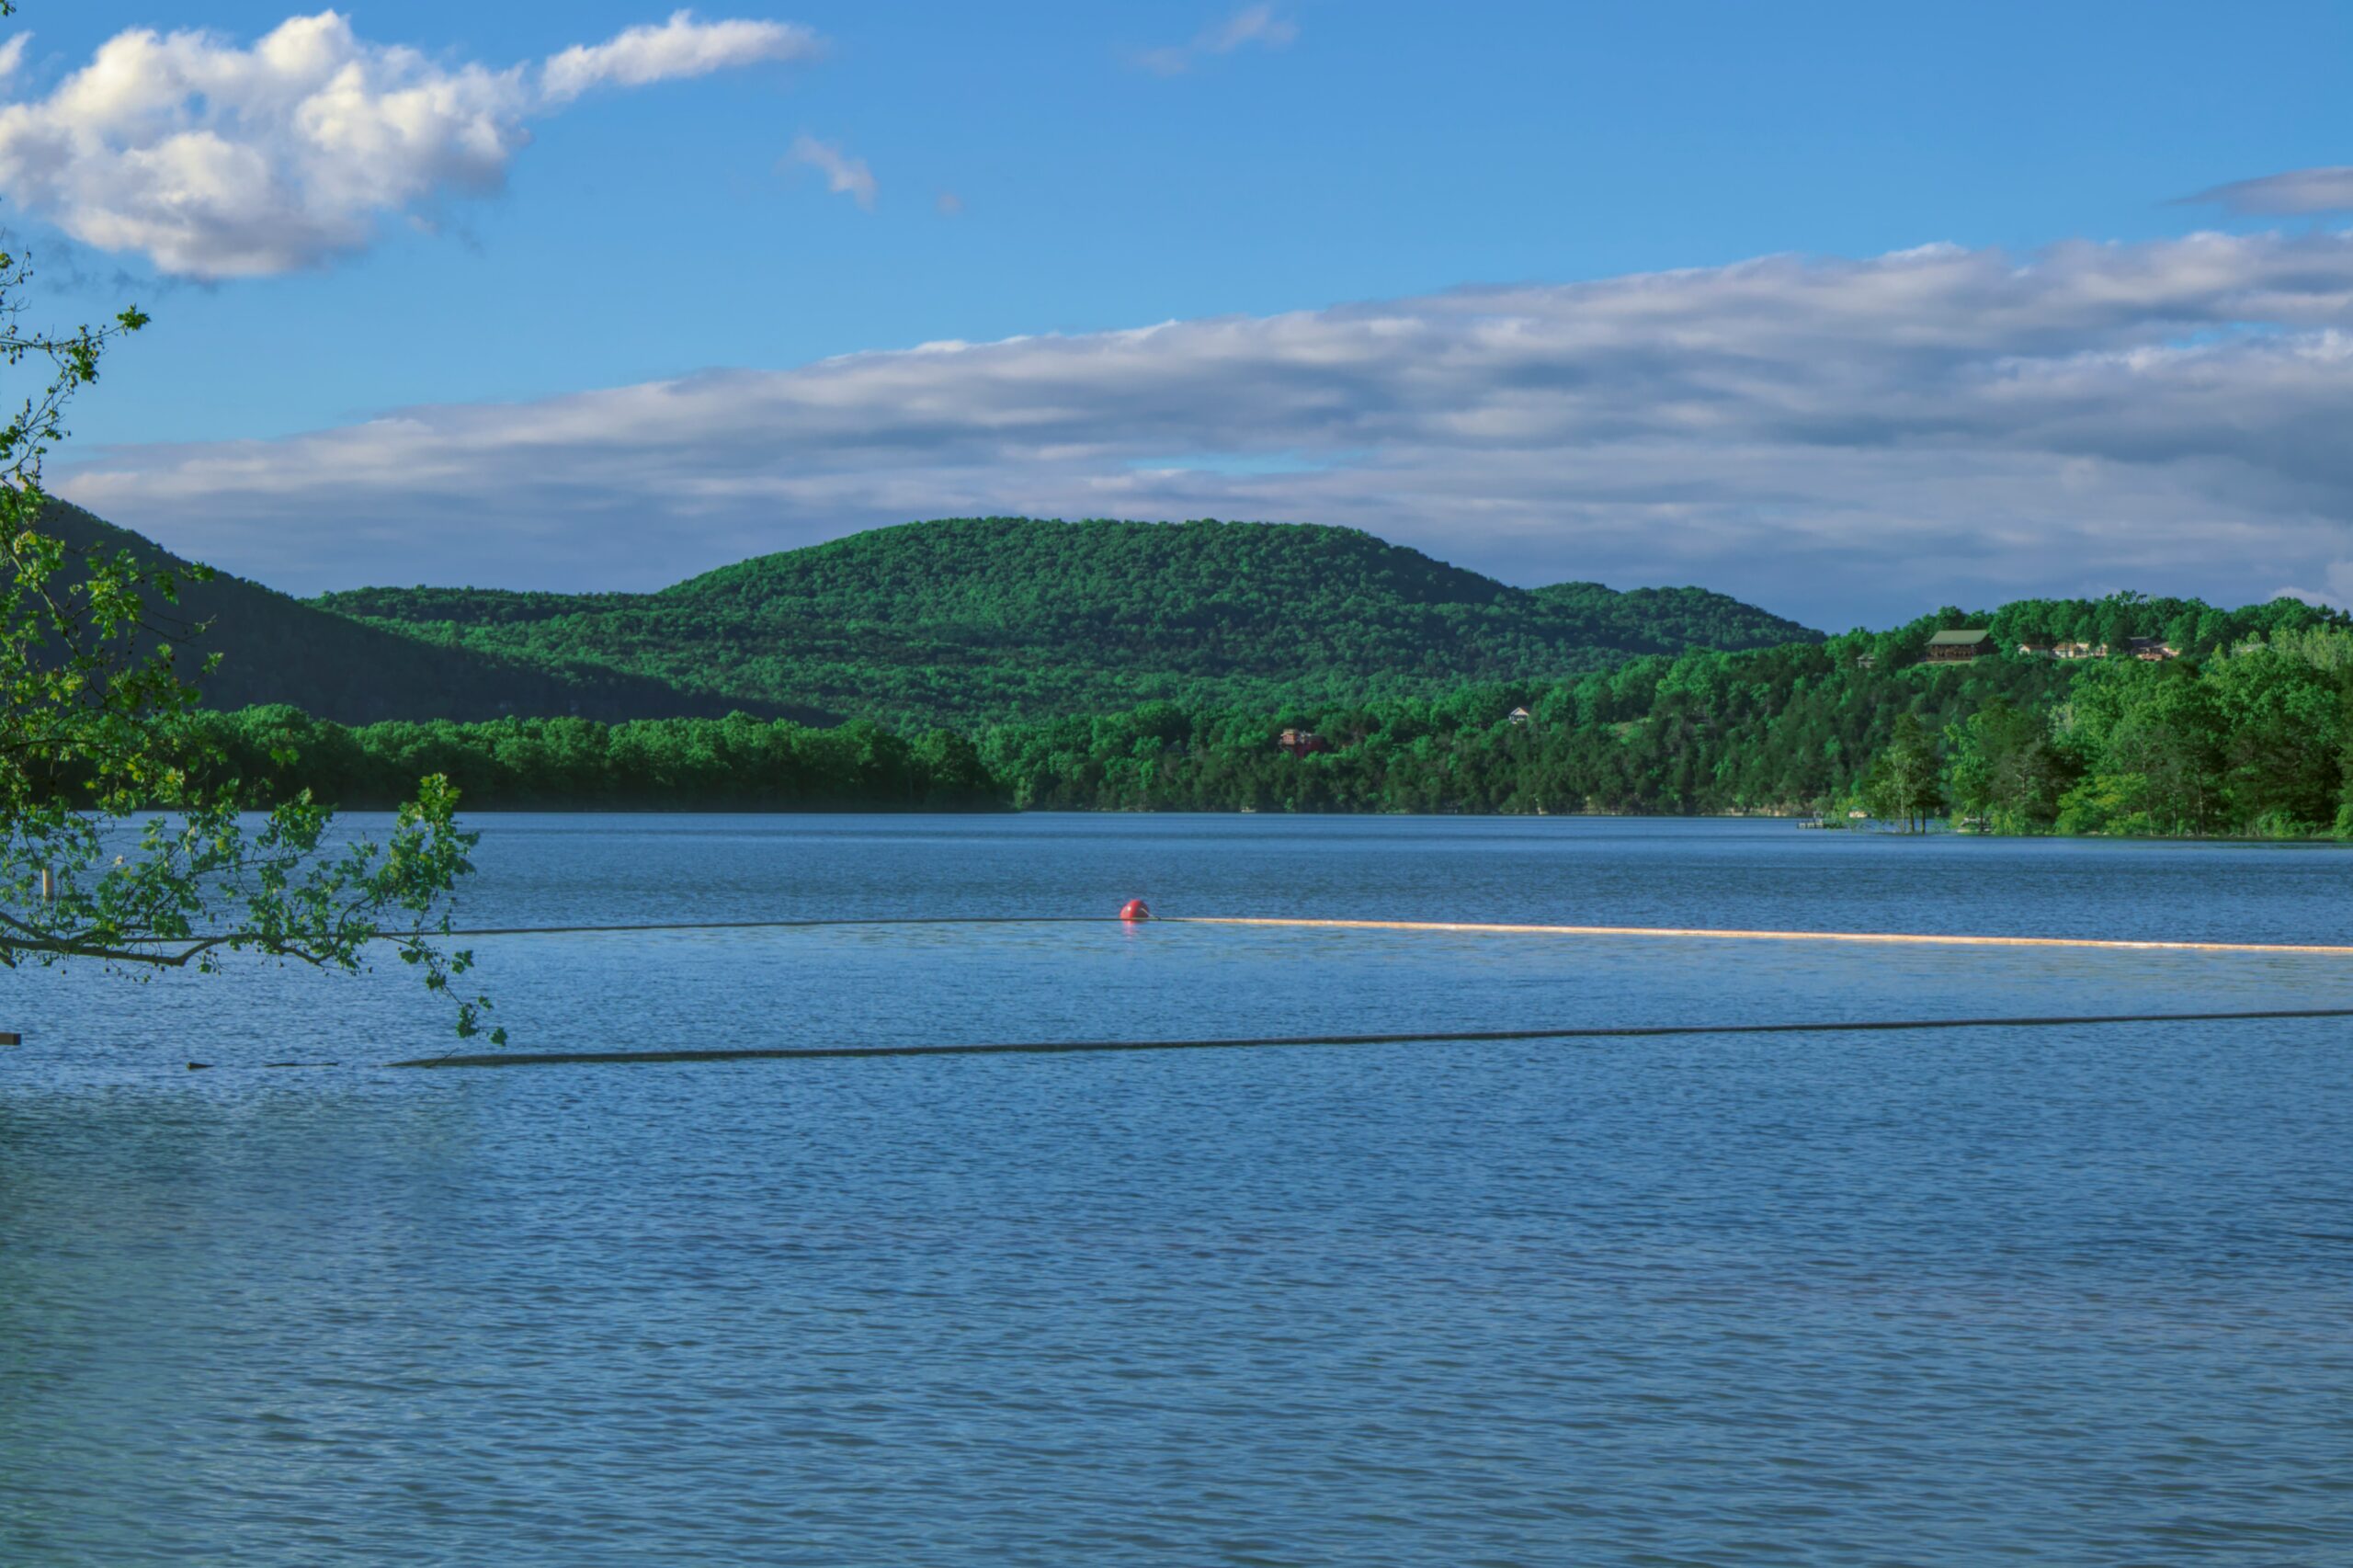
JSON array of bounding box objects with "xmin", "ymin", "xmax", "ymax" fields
[
  {"xmin": 1507, "ymin": 707, "xmax": 1532, "ymax": 726},
  {"xmin": 1924, "ymin": 629, "xmax": 1995, "ymax": 664},
  {"xmin": 2029, "ymin": 638, "xmax": 2177, "ymax": 662},
  {"xmin": 1276, "ymin": 728, "xmax": 1332, "ymax": 758}
]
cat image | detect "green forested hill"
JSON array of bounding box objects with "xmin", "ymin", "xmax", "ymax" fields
[
  {"xmin": 191, "ymin": 592, "xmax": 2353, "ymax": 837},
  {"xmin": 316, "ymin": 517, "xmax": 1820, "ymax": 726},
  {"xmin": 54, "ymin": 500, "xmax": 2353, "ymax": 835},
  {"xmin": 1529, "ymin": 581, "xmax": 1822, "ymax": 653},
  {"xmin": 38, "ymin": 502, "xmax": 824, "ymax": 724}
]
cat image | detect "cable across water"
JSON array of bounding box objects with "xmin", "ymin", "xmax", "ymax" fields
[
  {"xmin": 391, "ymin": 1006, "xmax": 2353, "ymax": 1069},
  {"xmin": 341, "ymin": 910, "xmax": 2353, "ymax": 1068}
]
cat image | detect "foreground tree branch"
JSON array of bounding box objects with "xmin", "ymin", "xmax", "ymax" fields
[{"xmin": 0, "ymin": 121, "xmax": 502, "ymax": 1041}]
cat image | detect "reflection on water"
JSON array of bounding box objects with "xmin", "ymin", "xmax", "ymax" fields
[{"xmin": 4, "ymin": 817, "xmax": 2351, "ymax": 1564}]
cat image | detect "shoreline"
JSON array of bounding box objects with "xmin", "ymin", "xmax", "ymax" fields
[{"xmin": 254, "ymin": 801, "xmax": 2353, "ymax": 844}]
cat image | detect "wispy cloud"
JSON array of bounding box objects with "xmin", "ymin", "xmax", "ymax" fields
[
  {"xmin": 0, "ymin": 10, "xmax": 823, "ymax": 278},
  {"xmin": 57, "ymin": 232, "xmax": 2353, "ymax": 624},
  {"xmin": 935, "ymin": 190, "xmax": 964, "ymax": 217},
  {"xmin": 1135, "ymin": 4, "xmax": 1298, "ymax": 75},
  {"xmin": 542, "ymin": 10, "xmax": 818, "ymax": 103},
  {"xmin": 2182, "ymin": 165, "xmax": 2353, "ymax": 217},
  {"xmin": 786, "ymin": 134, "xmax": 876, "ymax": 210}
]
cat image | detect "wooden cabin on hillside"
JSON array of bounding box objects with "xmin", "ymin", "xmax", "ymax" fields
[
  {"xmin": 1924, "ymin": 629, "xmax": 1995, "ymax": 664},
  {"xmin": 1276, "ymin": 728, "xmax": 1332, "ymax": 758}
]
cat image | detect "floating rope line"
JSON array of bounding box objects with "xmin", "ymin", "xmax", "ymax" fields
[
  {"xmin": 1173, "ymin": 916, "xmax": 2353, "ymax": 957},
  {"xmin": 417, "ymin": 914, "xmax": 2353, "ymax": 957},
  {"xmin": 389, "ymin": 1006, "xmax": 2353, "ymax": 1069},
  {"xmin": 119, "ymin": 914, "xmax": 2353, "ymax": 953}
]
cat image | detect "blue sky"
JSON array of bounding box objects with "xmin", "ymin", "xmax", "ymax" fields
[{"xmin": 6, "ymin": 2, "xmax": 2353, "ymax": 624}]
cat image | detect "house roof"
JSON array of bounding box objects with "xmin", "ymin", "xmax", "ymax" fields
[{"xmin": 1927, "ymin": 629, "xmax": 1992, "ymax": 645}]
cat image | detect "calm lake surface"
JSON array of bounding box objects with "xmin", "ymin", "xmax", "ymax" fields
[{"xmin": 5, "ymin": 815, "xmax": 2351, "ymax": 1565}]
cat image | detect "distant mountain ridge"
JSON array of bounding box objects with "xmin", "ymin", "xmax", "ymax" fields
[
  {"xmin": 317, "ymin": 517, "xmax": 1821, "ymax": 726},
  {"xmin": 36, "ymin": 501, "xmax": 824, "ymax": 725}
]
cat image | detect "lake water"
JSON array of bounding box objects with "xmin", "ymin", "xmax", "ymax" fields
[{"xmin": 5, "ymin": 816, "xmax": 2351, "ymax": 1565}]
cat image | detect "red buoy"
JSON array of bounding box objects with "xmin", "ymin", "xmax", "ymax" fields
[{"xmin": 1120, "ymin": 899, "xmax": 1152, "ymax": 922}]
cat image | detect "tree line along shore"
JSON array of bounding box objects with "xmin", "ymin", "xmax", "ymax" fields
[{"xmin": 165, "ymin": 603, "xmax": 2353, "ymax": 839}]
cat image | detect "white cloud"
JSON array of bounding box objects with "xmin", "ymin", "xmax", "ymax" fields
[
  {"xmin": 1136, "ymin": 5, "xmax": 1298, "ymax": 75},
  {"xmin": 785, "ymin": 133, "xmax": 874, "ymax": 210},
  {"xmin": 542, "ymin": 10, "xmax": 818, "ymax": 104},
  {"xmin": 1205, "ymin": 5, "xmax": 1301, "ymax": 53},
  {"xmin": 2184, "ymin": 165, "xmax": 2353, "ymax": 217},
  {"xmin": 0, "ymin": 33, "xmax": 29, "ymax": 85},
  {"xmin": 55, "ymin": 231, "xmax": 2353, "ymax": 627},
  {"xmin": 0, "ymin": 10, "xmax": 822, "ymax": 278}
]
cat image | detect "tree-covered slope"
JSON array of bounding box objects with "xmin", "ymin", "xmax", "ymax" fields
[
  {"xmin": 40, "ymin": 502, "xmax": 824, "ymax": 725},
  {"xmin": 199, "ymin": 592, "xmax": 2353, "ymax": 835},
  {"xmin": 318, "ymin": 517, "xmax": 1819, "ymax": 726},
  {"xmin": 1530, "ymin": 581, "xmax": 1824, "ymax": 654}
]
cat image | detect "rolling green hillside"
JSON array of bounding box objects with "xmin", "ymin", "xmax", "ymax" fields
[
  {"xmin": 37, "ymin": 502, "xmax": 824, "ymax": 725},
  {"xmin": 318, "ymin": 517, "xmax": 1819, "ymax": 726},
  {"xmin": 194, "ymin": 591, "xmax": 2353, "ymax": 834}
]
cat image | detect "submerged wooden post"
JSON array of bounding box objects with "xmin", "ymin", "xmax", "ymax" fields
[{"xmin": 39, "ymin": 867, "xmax": 52, "ymax": 903}]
